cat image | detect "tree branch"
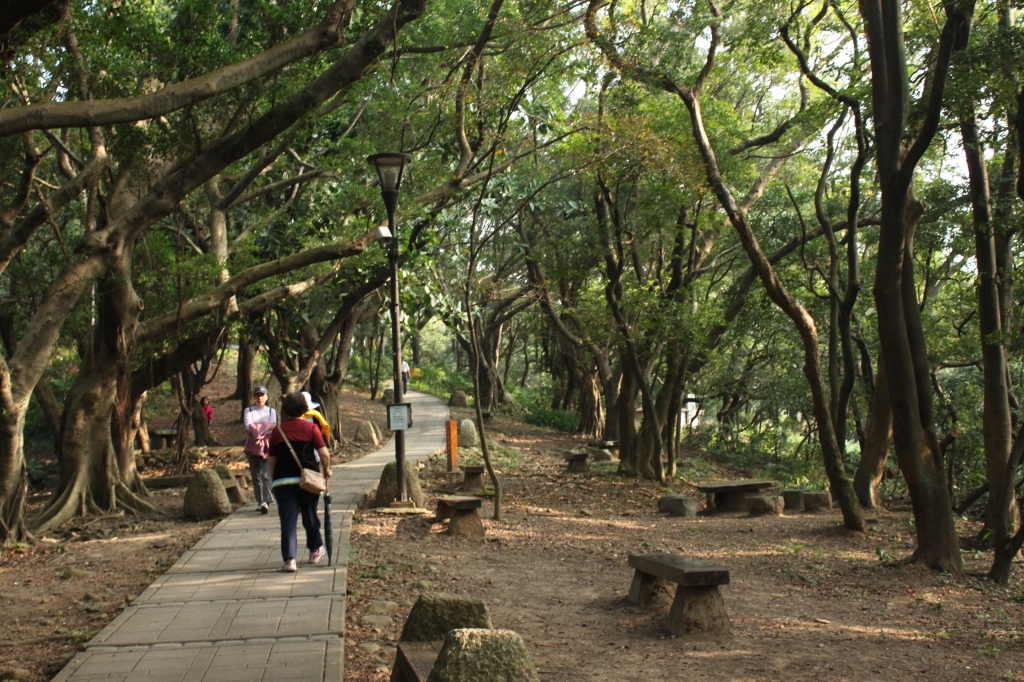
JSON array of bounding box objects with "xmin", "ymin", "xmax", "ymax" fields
[
  {"xmin": 135, "ymin": 227, "xmax": 378, "ymax": 344},
  {"xmin": 0, "ymin": 0, "xmax": 355, "ymax": 137}
]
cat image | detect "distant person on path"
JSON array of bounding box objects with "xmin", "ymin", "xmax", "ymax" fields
[
  {"xmin": 243, "ymin": 386, "xmax": 276, "ymax": 514},
  {"xmin": 402, "ymin": 360, "xmax": 410, "ymax": 392},
  {"xmin": 269, "ymin": 392, "xmax": 332, "ymax": 572},
  {"xmin": 301, "ymin": 391, "xmax": 331, "ymax": 445},
  {"xmin": 200, "ymin": 396, "xmax": 213, "ymax": 425}
]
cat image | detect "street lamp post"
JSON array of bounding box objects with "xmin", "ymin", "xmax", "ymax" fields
[{"xmin": 367, "ymin": 152, "xmax": 413, "ymax": 505}]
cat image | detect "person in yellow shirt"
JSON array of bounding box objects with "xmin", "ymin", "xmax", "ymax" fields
[{"xmin": 301, "ymin": 391, "xmax": 331, "ymax": 444}]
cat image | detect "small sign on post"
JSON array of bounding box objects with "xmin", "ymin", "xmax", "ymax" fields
[
  {"xmin": 445, "ymin": 420, "xmax": 459, "ymax": 472},
  {"xmin": 387, "ymin": 403, "xmax": 412, "ymax": 431}
]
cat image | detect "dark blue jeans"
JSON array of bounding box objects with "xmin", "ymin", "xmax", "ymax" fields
[{"xmin": 272, "ymin": 484, "xmax": 323, "ymax": 562}]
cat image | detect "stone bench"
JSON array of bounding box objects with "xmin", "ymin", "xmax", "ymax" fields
[
  {"xmin": 461, "ymin": 465, "xmax": 485, "ymax": 493},
  {"xmin": 392, "ymin": 640, "xmax": 443, "ymax": 682},
  {"xmin": 436, "ymin": 496, "xmax": 484, "ymax": 538},
  {"xmin": 626, "ymin": 552, "xmax": 732, "ymax": 637},
  {"xmin": 150, "ymin": 428, "xmax": 178, "ymax": 450},
  {"xmin": 564, "ymin": 452, "xmax": 589, "ymax": 474},
  {"xmin": 697, "ymin": 479, "xmax": 775, "ymax": 512}
]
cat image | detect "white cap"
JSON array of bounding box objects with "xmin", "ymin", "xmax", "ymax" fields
[{"xmin": 302, "ymin": 391, "xmax": 320, "ymax": 410}]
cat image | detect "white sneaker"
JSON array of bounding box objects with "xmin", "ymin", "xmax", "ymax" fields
[
  {"xmin": 309, "ymin": 547, "xmax": 325, "ymax": 564},
  {"xmin": 280, "ymin": 559, "xmax": 297, "ymax": 572},
  {"xmin": 259, "ymin": 503, "xmax": 269, "ymax": 514}
]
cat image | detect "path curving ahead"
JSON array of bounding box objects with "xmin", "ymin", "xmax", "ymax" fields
[{"xmin": 53, "ymin": 391, "xmax": 448, "ymax": 682}]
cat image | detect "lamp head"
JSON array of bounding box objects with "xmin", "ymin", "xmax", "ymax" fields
[{"xmin": 366, "ymin": 152, "xmax": 413, "ymax": 193}]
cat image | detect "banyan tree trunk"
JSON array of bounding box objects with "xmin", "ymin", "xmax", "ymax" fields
[
  {"xmin": 34, "ymin": 260, "xmax": 157, "ymax": 532},
  {"xmin": 32, "ymin": 343, "xmax": 156, "ymax": 534}
]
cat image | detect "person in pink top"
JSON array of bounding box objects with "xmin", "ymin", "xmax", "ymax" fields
[
  {"xmin": 243, "ymin": 386, "xmax": 277, "ymax": 514},
  {"xmin": 200, "ymin": 396, "xmax": 213, "ymax": 425}
]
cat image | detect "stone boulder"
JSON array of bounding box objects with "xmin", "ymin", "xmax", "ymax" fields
[
  {"xmin": 459, "ymin": 419, "xmax": 479, "ymax": 448},
  {"xmin": 427, "ymin": 629, "xmax": 538, "ymax": 682},
  {"xmin": 373, "ymin": 461, "xmax": 425, "ymax": 508},
  {"xmin": 400, "ymin": 592, "xmax": 492, "ymax": 642},
  {"xmin": 450, "ymin": 390, "xmax": 469, "ymax": 408},
  {"xmin": 782, "ymin": 489, "xmax": 805, "ymax": 512},
  {"xmin": 587, "ymin": 447, "xmax": 614, "ymax": 462},
  {"xmin": 354, "ymin": 420, "xmax": 380, "ymax": 446},
  {"xmin": 183, "ymin": 469, "xmax": 231, "ymax": 519},
  {"xmin": 383, "ymin": 387, "xmax": 394, "ymax": 404},
  {"xmin": 658, "ymin": 495, "xmax": 698, "ymax": 518},
  {"xmin": 804, "ymin": 490, "xmax": 832, "ymax": 511},
  {"xmin": 747, "ymin": 495, "xmax": 784, "ymax": 516}
]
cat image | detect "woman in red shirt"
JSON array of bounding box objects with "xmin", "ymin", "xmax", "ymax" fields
[{"xmin": 268, "ymin": 392, "xmax": 332, "ymax": 572}]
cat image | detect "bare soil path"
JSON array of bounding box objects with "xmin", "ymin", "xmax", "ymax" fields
[{"xmin": 345, "ymin": 408, "xmax": 1024, "ymax": 681}]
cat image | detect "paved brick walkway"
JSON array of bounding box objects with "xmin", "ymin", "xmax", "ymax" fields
[{"xmin": 53, "ymin": 391, "xmax": 448, "ymax": 682}]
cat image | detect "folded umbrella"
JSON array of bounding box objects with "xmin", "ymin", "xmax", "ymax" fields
[{"xmin": 323, "ymin": 487, "xmax": 334, "ymax": 566}]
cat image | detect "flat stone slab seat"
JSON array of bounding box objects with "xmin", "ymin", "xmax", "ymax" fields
[
  {"xmin": 564, "ymin": 451, "xmax": 589, "ymax": 473},
  {"xmin": 435, "ymin": 496, "xmax": 485, "ymax": 538},
  {"xmin": 626, "ymin": 552, "xmax": 732, "ymax": 637},
  {"xmin": 461, "ymin": 465, "xmax": 485, "ymax": 493},
  {"xmin": 697, "ymin": 479, "xmax": 775, "ymax": 512}
]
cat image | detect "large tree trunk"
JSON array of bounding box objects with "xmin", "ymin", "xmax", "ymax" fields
[
  {"xmin": 853, "ymin": 353, "xmax": 892, "ymax": 509},
  {"xmin": 961, "ymin": 112, "xmax": 1016, "ymax": 548},
  {"xmin": 34, "ymin": 346, "xmax": 113, "ymax": 532},
  {"xmin": 0, "ymin": 408, "xmax": 30, "ymax": 540},
  {"xmin": 616, "ymin": 352, "xmax": 639, "ymax": 477},
  {"xmin": 875, "ymin": 194, "xmax": 962, "ymax": 571},
  {"xmin": 33, "ymin": 260, "xmax": 157, "ymax": 532},
  {"xmin": 577, "ymin": 369, "xmax": 605, "ymax": 438},
  {"xmin": 233, "ymin": 334, "xmax": 256, "ymax": 409},
  {"xmin": 191, "ymin": 405, "xmax": 215, "ymax": 446},
  {"xmin": 465, "ymin": 324, "xmax": 507, "ymax": 411},
  {"xmin": 601, "ymin": 364, "xmax": 622, "ymax": 443}
]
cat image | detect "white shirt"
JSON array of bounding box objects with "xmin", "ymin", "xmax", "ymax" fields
[{"xmin": 244, "ymin": 405, "xmax": 277, "ymax": 433}]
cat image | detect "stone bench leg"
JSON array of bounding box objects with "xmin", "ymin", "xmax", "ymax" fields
[
  {"xmin": 448, "ymin": 509, "xmax": 484, "ymax": 538},
  {"xmin": 667, "ymin": 585, "xmax": 732, "ymax": 637},
  {"xmin": 462, "ymin": 473, "xmax": 484, "ymax": 493},
  {"xmin": 626, "ymin": 570, "xmax": 674, "ymax": 606},
  {"xmin": 435, "ymin": 501, "xmax": 454, "ymax": 521},
  {"xmin": 715, "ymin": 491, "xmax": 754, "ymax": 512}
]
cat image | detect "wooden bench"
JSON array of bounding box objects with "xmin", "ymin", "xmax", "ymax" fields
[
  {"xmin": 461, "ymin": 465, "xmax": 485, "ymax": 493},
  {"xmin": 435, "ymin": 495, "xmax": 484, "ymax": 538},
  {"xmin": 697, "ymin": 479, "xmax": 775, "ymax": 512},
  {"xmin": 391, "ymin": 640, "xmax": 443, "ymax": 682},
  {"xmin": 564, "ymin": 451, "xmax": 589, "ymax": 474},
  {"xmin": 627, "ymin": 552, "xmax": 732, "ymax": 637}
]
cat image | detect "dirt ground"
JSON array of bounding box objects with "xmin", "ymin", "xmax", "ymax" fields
[
  {"xmin": 345, "ymin": 408, "xmax": 1024, "ymax": 682},
  {"xmin": 1, "ymin": 366, "xmax": 389, "ymax": 682}
]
